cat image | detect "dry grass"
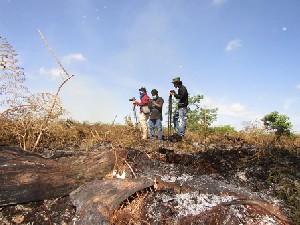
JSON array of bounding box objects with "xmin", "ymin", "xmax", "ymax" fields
[{"xmin": 0, "ymin": 118, "xmax": 300, "ymax": 154}]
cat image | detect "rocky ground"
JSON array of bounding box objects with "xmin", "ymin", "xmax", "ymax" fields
[{"xmin": 0, "ymin": 140, "xmax": 299, "ymax": 224}]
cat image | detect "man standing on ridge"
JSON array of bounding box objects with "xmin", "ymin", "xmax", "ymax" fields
[
  {"xmin": 148, "ymin": 89, "xmax": 164, "ymax": 140},
  {"xmin": 132, "ymin": 87, "xmax": 150, "ymax": 140},
  {"xmin": 170, "ymin": 77, "xmax": 188, "ymax": 138}
]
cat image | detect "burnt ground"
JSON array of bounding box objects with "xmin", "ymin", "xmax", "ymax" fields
[{"xmin": 0, "ymin": 140, "xmax": 299, "ymax": 225}]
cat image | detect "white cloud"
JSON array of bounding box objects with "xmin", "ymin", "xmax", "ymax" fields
[
  {"xmin": 230, "ymin": 103, "xmax": 245, "ymax": 113},
  {"xmin": 225, "ymin": 39, "xmax": 242, "ymax": 52},
  {"xmin": 39, "ymin": 53, "xmax": 84, "ymax": 79},
  {"xmin": 219, "ymin": 102, "xmax": 249, "ymax": 116},
  {"xmin": 201, "ymin": 97, "xmax": 251, "ymax": 117},
  {"xmin": 296, "ymin": 84, "xmax": 300, "ymax": 89},
  {"xmin": 212, "ymin": 0, "xmax": 228, "ymax": 6},
  {"xmin": 214, "ymin": 101, "xmax": 261, "ymax": 131},
  {"xmin": 62, "ymin": 53, "xmax": 86, "ymax": 64},
  {"xmin": 39, "ymin": 67, "xmax": 64, "ymax": 79},
  {"xmin": 282, "ymin": 27, "xmax": 287, "ymax": 32}
]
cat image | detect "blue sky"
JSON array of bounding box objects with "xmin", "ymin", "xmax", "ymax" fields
[{"xmin": 1, "ymin": 0, "xmax": 300, "ymax": 132}]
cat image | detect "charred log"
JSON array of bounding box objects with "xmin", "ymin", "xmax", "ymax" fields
[
  {"xmin": 0, "ymin": 145, "xmax": 120, "ymax": 206},
  {"xmin": 69, "ymin": 178, "xmax": 154, "ymax": 224}
]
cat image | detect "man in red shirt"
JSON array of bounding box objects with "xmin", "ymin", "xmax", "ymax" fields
[{"xmin": 132, "ymin": 87, "xmax": 150, "ymax": 140}]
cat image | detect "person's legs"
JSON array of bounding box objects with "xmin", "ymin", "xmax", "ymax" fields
[
  {"xmin": 178, "ymin": 107, "xmax": 187, "ymax": 136},
  {"xmin": 173, "ymin": 111, "xmax": 179, "ymax": 133},
  {"xmin": 148, "ymin": 119, "xmax": 156, "ymax": 140},
  {"xmin": 156, "ymin": 119, "xmax": 163, "ymax": 140},
  {"xmin": 140, "ymin": 113, "xmax": 149, "ymax": 139}
]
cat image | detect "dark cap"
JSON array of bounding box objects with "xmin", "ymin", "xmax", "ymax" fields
[
  {"xmin": 139, "ymin": 87, "xmax": 147, "ymax": 92},
  {"xmin": 151, "ymin": 89, "xmax": 158, "ymax": 95},
  {"xmin": 171, "ymin": 76, "xmax": 181, "ymax": 83}
]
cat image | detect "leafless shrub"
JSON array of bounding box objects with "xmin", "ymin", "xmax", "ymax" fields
[
  {"xmin": 0, "ymin": 37, "xmax": 29, "ymax": 108},
  {"xmin": 1, "ymin": 93, "xmax": 67, "ymax": 150},
  {"xmin": 0, "ymin": 34, "xmax": 73, "ymax": 151}
]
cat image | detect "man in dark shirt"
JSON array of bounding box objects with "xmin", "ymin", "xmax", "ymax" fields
[
  {"xmin": 170, "ymin": 77, "xmax": 188, "ymax": 137},
  {"xmin": 148, "ymin": 89, "xmax": 164, "ymax": 140}
]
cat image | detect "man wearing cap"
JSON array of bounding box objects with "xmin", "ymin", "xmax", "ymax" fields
[
  {"xmin": 148, "ymin": 89, "xmax": 164, "ymax": 140},
  {"xmin": 133, "ymin": 87, "xmax": 150, "ymax": 140},
  {"xmin": 170, "ymin": 77, "xmax": 188, "ymax": 138}
]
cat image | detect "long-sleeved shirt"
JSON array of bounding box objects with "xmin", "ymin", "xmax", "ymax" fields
[
  {"xmin": 174, "ymin": 84, "xmax": 188, "ymax": 108},
  {"xmin": 135, "ymin": 94, "xmax": 150, "ymax": 112}
]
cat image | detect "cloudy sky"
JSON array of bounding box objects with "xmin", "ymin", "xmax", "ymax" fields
[{"xmin": 1, "ymin": 0, "xmax": 300, "ymax": 132}]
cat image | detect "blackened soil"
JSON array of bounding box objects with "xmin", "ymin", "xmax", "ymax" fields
[
  {"xmin": 161, "ymin": 147, "xmax": 300, "ymax": 223},
  {"xmin": 0, "ymin": 196, "xmax": 75, "ymax": 225},
  {"xmin": 1, "ymin": 145, "xmax": 299, "ymax": 224}
]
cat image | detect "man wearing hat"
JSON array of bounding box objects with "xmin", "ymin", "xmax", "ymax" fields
[
  {"xmin": 132, "ymin": 87, "xmax": 150, "ymax": 140},
  {"xmin": 170, "ymin": 77, "xmax": 189, "ymax": 138},
  {"xmin": 148, "ymin": 89, "xmax": 164, "ymax": 140}
]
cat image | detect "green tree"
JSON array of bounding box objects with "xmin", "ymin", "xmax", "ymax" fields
[
  {"xmin": 167, "ymin": 94, "xmax": 218, "ymax": 133},
  {"xmin": 186, "ymin": 94, "xmax": 203, "ymax": 131},
  {"xmin": 199, "ymin": 107, "xmax": 218, "ymax": 131},
  {"xmin": 185, "ymin": 94, "xmax": 218, "ymax": 132},
  {"xmin": 212, "ymin": 125, "xmax": 236, "ymax": 134},
  {"xmin": 261, "ymin": 111, "xmax": 292, "ymax": 137}
]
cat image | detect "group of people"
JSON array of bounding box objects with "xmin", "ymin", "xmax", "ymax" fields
[{"xmin": 132, "ymin": 76, "xmax": 189, "ymax": 140}]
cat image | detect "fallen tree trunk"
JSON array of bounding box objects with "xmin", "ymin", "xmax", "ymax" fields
[{"xmin": 0, "ymin": 145, "xmax": 119, "ymax": 206}]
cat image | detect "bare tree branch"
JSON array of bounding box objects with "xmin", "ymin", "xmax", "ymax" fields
[
  {"xmin": 37, "ymin": 29, "xmax": 72, "ymax": 79},
  {"xmin": 32, "ymin": 30, "xmax": 75, "ymax": 151}
]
